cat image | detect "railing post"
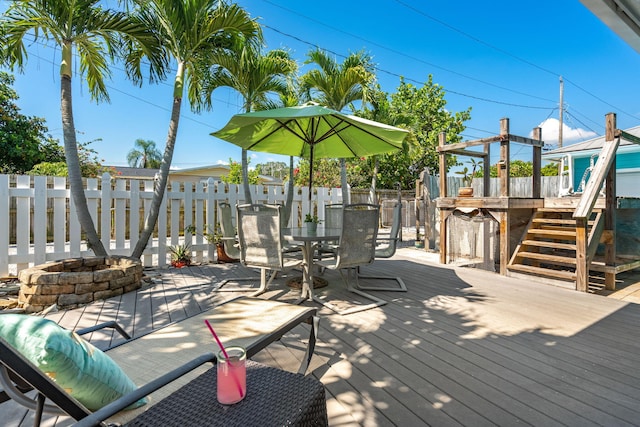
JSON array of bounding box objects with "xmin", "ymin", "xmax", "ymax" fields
[
  {"xmin": 438, "ymin": 132, "xmax": 447, "ymax": 197},
  {"xmin": 575, "ymin": 218, "xmax": 588, "ymax": 292},
  {"xmin": 604, "ymin": 113, "xmax": 617, "ymax": 290},
  {"xmin": 499, "ymin": 118, "xmax": 510, "ymax": 197},
  {"xmin": 438, "ymin": 132, "xmax": 447, "ymax": 263},
  {"xmin": 532, "ymin": 127, "xmax": 542, "ymax": 199}
]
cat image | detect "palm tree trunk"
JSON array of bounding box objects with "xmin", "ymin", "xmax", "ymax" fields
[
  {"xmin": 369, "ymin": 157, "xmax": 379, "ymax": 204},
  {"xmin": 131, "ymin": 97, "xmax": 181, "ymax": 259},
  {"xmin": 241, "ymin": 103, "xmax": 253, "ymax": 204},
  {"xmin": 282, "ymin": 155, "xmax": 294, "ymax": 226},
  {"xmin": 132, "ymin": 62, "xmax": 187, "ymax": 259},
  {"xmin": 60, "ymin": 49, "xmax": 106, "ymax": 256},
  {"xmin": 340, "ymin": 158, "xmax": 349, "ymax": 205},
  {"xmin": 241, "ymin": 148, "xmax": 252, "ymax": 204}
]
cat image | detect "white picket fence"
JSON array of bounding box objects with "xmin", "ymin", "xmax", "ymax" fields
[{"xmin": 0, "ymin": 173, "xmax": 343, "ymax": 276}]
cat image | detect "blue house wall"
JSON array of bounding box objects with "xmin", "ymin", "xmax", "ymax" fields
[{"xmin": 572, "ymin": 151, "xmax": 640, "ymax": 195}]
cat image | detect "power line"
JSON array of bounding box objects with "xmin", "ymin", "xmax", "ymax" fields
[
  {"xmin": 259, "ymin": 0, "xmax": 557, "ymax": 105},
  {"xmin": 391, "ymin": 0, "xmax": 640, "ymax": 124},
  {"xmin": 264, "ymin": 25, "xmax": 555, "ymax": 110}
]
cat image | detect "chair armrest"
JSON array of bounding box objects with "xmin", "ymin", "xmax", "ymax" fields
[
  {"xmin": 76, "ymin": 321, "xmax": 131, "ymax": 340},
  {"xmin": 72, "ymin": 352, "xmax": 217, "ymax": 427},
  {"xmin": 375, "ymin": 237, "xmax": 398, "ymax": 243}
]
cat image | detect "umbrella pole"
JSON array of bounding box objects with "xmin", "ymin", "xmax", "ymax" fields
[{"xmin": 308, "ymin": 145, "xmax": 314, "ymax": 204}]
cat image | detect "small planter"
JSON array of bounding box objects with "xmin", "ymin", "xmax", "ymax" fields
[
  {"xmin": 171, "ymin": 260, "xmax": 190, "ymax": 268},
  {"xmin": 458, "ymin": 187, "xmax": 474, "ymax": 197},
  {"xmin": 305, "ymin": 222, "xmax": 318, "ymax": 233},
  {"xmin": 415, "ymin": 241, "xmax": 425, "ymax": 249},
  {"xmin": 216, "ymin": 243, "xmax": 238, "ymax": 263}
]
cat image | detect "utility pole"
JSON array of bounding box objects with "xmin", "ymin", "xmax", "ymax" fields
[{"xmin": 558, "ymin": 76, "xmax": 564, "ymax": 149}]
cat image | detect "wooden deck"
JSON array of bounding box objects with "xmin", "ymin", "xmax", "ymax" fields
[{"xmin": 5, "ymin": 248, "xmax": 640, "ymax": 426}]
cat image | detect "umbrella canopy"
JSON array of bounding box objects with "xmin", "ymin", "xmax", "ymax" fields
[{"xmin": 211, "ymin": 104, "xmax": 410, "ymax": 201}]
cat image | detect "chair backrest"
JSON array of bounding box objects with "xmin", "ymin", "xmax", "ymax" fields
[
  {"xmin": 324, "ymin": 204, "xmax": 343, "ymax": 230},
  {"xmin": 219, "ymin": 202, "xmax": 239, "ymax": 258},
  {"xmin": 0, "ymin": 337, "xmax": 90, "ymax": 421},
  {"xmin": 334, "ymin": 204, "xmax": 379, "ymax": 269},
  {"xmin": 376, "ymin": 202, "xmax": 402, "ymax": 258},
  {"xmin": 236, "ymin": 204, "xmax": 285, "ymax": 269}
]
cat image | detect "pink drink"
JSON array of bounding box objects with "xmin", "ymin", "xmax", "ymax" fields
[{"xmin": 217, "ymin": 346, "xmax": 246, "ymax": 405}]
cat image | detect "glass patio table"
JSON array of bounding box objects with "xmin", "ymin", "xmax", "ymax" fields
[{"xmin": 283, "ymin": 227, "xmax": 341, "ymax": 305}]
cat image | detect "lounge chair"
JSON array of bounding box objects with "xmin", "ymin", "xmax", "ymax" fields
[
  {"xmin": 356, "ymin": 202, "xmax": 407, "ymax": 291},
  {"xmin": 315, "ymin": 204, "xmax": 387, "ymax": 315},
  {"xmin": 0, "ymin": 296, "xmax": 318, "ymax": 426}
]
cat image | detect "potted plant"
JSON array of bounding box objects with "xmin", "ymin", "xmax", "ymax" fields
[
  {"xmin": 187, "ymin": 224, "xmax": 237, "ymax": 264},
  {"xmin": 168, "ymin": 244, "xmax": 192, "ymax": 268},
  {"xmin": 304, "ymin": 213, "xmax": 321, "ymax": 233},
  {"xmin": 455, "ymin": 159, "xmax": 482, "ymax": 197}
]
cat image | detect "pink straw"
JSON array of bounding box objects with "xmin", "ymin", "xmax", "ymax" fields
[{"xmin": 204, "ymin": 319, "xmax": 244, "ymax": 398}]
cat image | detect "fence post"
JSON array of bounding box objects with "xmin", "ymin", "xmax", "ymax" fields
[
  {"xmin": 33, "ymin": 176, "xmax": 47, "ymax": 265},
  {"xmin": 101, "ymin": 173, "xmax": 112, "ymax": 251},
  {"xmin": 53, "ymin": 177, "xmax": 66, "ymax": 257},
  {"xmin": 0, "ymin": 175, "xmax": 8, "ymax": 276}
]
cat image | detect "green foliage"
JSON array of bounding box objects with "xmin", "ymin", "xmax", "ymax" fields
[
  {"xmin": 0, "ymin": 72, "xmax": 65, "ymax": 173},
  {"xmin": 254, "ymin": 161, "xmax": 288, "ymax": 180},
  {"xmin": 354, "ymin": 77, "xmax": 471, "ymax": 189},
  {"xmin": 168, "ymin": 244, "xmax": 192, "ymax": 267},
  {"xmin": 221, "ymin": 158, "xmax": 260, "ymax": 185},
  {"xmin": 127, "ymin": 139, "xmax": 162, "ymax": 168},
  {"xmin": 28, "ymin": 140, "xmax": 111, "ymax": 177},
  {"xmin": 293, "ymin": 159, "xmax": 341, "ymax": 188},
  {"xmin": 28, "ymin": 162, "xmax": 69, "ymax": 177},
  {"xmin": 483, "ymin": 160, "xmax": 558, "ymax": 178},
  {"xmin": 304, "ymin": 214, "xmax": 321, "ymax": 224},
  {"xmin": 541, "ymin": 162, "xmax": 559, "ymax": 176},
  {"xmin": 185, "ymin": 224, "xmax": 222, "ymax": 244},
  {"xmin": 301, "ymin": 48, "xmax": 375, "ymax": 111},
  {"xmin": 455, "ymin": 159, "xmax": 483, "ymax": 186}
]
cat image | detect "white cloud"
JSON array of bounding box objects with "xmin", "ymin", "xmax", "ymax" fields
[{"xmin": 532, "ymin": 118, "xmax": 597, "ymax": 146}]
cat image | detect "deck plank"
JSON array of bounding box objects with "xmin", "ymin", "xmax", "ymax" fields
[{"xmin": 7, "ymin": 250, "xmax": 640, "ymax": 426}]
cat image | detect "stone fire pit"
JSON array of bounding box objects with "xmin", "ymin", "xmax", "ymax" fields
[{"xmin": 17, "ymin": 256, "xmax": 143, "ymax": 313}]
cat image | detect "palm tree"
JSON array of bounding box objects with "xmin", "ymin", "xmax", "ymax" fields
[
  {"xmin": 127, "ymin": 139, "xmax": 162, "ymax": 168},
  {"xmin": 203, "ymin": 40, "xmax": 297, "ymax": 204},
  {"xmin": 1, "ymin": 0, "xmax": 163, "ymax": 256},
  {"xmin": 129, "ymin": 0, "xmax": 260, "ymax": 259},
  {"xmin": 301, "ymin": 48, "xmax": 375, "ymax": 205}
]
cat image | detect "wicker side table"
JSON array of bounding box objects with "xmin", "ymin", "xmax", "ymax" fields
[{"xmin": 124, "ymin": 361, "xmax": 327, "ymax": 427}]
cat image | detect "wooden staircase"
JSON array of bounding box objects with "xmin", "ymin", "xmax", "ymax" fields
[{"xmin": 507, "ymin": 208, "xmax": 604, "ymax": 287}]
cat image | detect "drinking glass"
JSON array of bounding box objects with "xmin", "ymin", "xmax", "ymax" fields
[{"xmin": 216, "ymin": 346, "xmax": 246, "ymax": 404}]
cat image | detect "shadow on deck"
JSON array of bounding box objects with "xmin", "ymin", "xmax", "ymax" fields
[{"xmin": 5, "ymin": 248, "xmax": 640, "ymax": 426}]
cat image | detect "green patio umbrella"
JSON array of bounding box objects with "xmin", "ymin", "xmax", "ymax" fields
[{"xmin": 211, "ymin": 104, "xmax": 409, "ymax": 201}]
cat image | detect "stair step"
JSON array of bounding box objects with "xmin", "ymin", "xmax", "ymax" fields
[
  {"xmin": 532, "ymin": 218, "xmax": 596, "ymax": 226},
  {"xmin": 537, "ymin": 225, "xmax": 581, "ymax": 232},
  {"xmin": 516, "ymin": 251, "xmax": 577, "ymax": 265},
  {"xmin": 536, "ymin": 208, "xmax": 602, "ymax": 213},
  {"xmin": 536, "ymin": 208, "xmax": 576, "ymax": 213},
  {"xmin": 507, "ymin": 264, "xmax": 576, "ymax": 281},
  {"xmin": 521, "ymin": 240, "xmax": 576, "ymax": 250},
  {"xmin": 528, "ymin": 229, "xmax": 577, "ymax": 239}
]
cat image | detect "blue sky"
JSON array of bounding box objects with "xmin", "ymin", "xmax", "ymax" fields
[{"xmin": 3, "ymin": 0, "xmax": 640, "ymax": 169}]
